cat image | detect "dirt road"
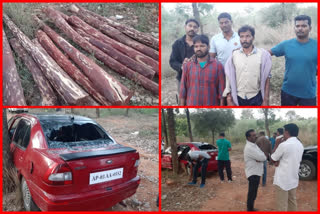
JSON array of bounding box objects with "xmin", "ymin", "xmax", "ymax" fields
[{"xmin": 161, "ymin": 152, "xmax": 317, "ymax": 211}]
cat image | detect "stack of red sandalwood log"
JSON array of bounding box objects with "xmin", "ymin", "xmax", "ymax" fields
[{"xmin": 3, "ymin": 5, "xmax": 159, "ymax": 106}]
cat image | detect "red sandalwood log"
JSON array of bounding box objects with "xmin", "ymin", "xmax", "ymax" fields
[
  {"xmin": 71, "ymin": 4, "xmax": 159, "ymax": 50},
  {"xmin": 3, "ymin": 29, "xmax": 26, "ymax": 106},
  {"xmin": 34, "ymin": 15, "xmax": 132, "ymax": 104},
  {"xmin": 35, "ymin": 30, "xmax": 111, "ymax": 106},
  {"xmin": 68, "ymin": 15, "xmax": 159, "ymax": 75},
  {"xmin": 69, "ymin": 5, "xmax": 159, "ymax": 60},
  {"xmin": 42, "ymin": 7, "xmax": 159, "ymax": 95},
  {"xmin": 3, "ymin": 13, "xmax": 91, "ymax": 106},
  {"xmin": 9, "ymin": 38, "xmax": 59, "ymax": 106}
]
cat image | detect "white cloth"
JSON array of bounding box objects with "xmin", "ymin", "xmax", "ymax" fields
[
  {"xmin": 209, "ymin": 32, "xmax": 241, "ymax": 66},
  {"xmin": 188, "ymin": 151, "xmax": 211, "ymax": 160},
  {"xmin": 271, "ymin": 137, "xmax": 304, "ymax": 191},
  {"xmin": 244, "ymin": 140, "xmax": 267, "ymax": 178},
  {"xmin": 276, "ymin": 135, "xmax": 283, "ymax": 140}
]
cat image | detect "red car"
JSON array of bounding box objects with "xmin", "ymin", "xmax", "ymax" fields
[
  {"xmin": 7, "ymin": 113, "xmax": 140, "ymax": 211},
  {"xmin": 161, "ymin": 142, "xmax": 218, "ymax": 173}
]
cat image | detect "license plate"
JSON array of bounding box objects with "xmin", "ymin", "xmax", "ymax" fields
[{"xmin": 89, "ymin": 168, "xmax": 123, "ymax": 185}]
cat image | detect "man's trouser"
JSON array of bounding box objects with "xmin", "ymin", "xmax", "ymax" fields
[
  {"xmin": 247, "ymin": 175, "xmax": 260, "ymax": 211},
  {"xmin": 192, "ymin": 158, "xmax": 209, "ymax": 185},
  {"xmin": 262, "ymin": 160, "xmax": 267, "ymax": 186},
  {"xmin": 275, "ymin": 185, "xmax": 297, "ymax": 211},
  {"xmin": 218, "ymin": 160, "xmax": 232, "ymax": 181}
]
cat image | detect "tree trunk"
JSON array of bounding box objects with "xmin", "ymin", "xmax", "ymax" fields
[
  {"xmin": 192, "ymin": 3, "xmax": 203, "ymax": 34},
  {"xmin": 263, "ymin": 109, "xmax": 270, "ymax": 138},
  {"xmin": 161, "ymin": 108, "xmax": 169, "ymax": 149},
  {"xmin": 42, "ymin": 8, "xmax": 158, "ymax": 95},
  {"xmin": 167, "ymin": 109, "xmax": 178, "ymax": 175},
  {"xmin": 211, "ymin": 129, "xmax": 215, "ymax": 145},
  {"xmin": 69, "ymin": 18, "xmax": 155, "ymax": 79},
  {"xmin": 67, "ymin": 16, "xmax": 158, "ymax": 74},
  {"xmin": 96, "ymin": 109, "xmax": 100, "ymax": 118},
  {"xmin": 125, "ymin": 108, "xmax": 130, "ymax": 117},
  {"xmin": 3, "ymin": 29, "xmax": 26, "ymax": 106},
  {"xmin": 3, "ymin": 109, "xmax": 12, "ymax": 169},
  {"xmin": 34, "ymin": 15, "xmax": 132, "ymax": 105},
  {"xmin": 69, "ymin": 6, "xmax": 159, "ymax": 60},
  {"xmin": 3, "ymin": 13, "xmax": 91, "ymax": 106},
  {"xmin": 186, "ymin": 108, "xmax": 193, "ymax": 142},
  {"xmin": 35, "ymin": 30, "xmax": 110, "ymax": 106},
  {"xmin": 9, "ymin": 38, "xmax": 59, "ymax": 106},
  {"xmin": 71, "ymin": 4, "xmax": 159, "ymax": 50}
]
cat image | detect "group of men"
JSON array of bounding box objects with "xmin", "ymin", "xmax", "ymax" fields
[
  {"xmin": 184, "ymin": 123, "xmax": 304, "ymax": 211},
  {"xmin": 170, "ymin": 13, "xmax": 317, "ymax": 106},
  {"xmin": 244, "ymin": 123, "xmax": 304, "ymax": 211}
]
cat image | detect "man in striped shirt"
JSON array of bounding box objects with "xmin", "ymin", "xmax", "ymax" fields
[{"xmin": 179, "ymin": 35, "xmax": 225, "ymax": 106}]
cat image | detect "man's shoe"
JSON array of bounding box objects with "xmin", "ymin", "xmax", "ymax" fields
[
  {"xmin": 188, "ymin": 181, "xmax": 196, "ymax": 185},
  {"xmin": 220, "ymin": 180, "xmax": 225, "ymax": 184},
  {"xmin": 247, "ymin": 208, "xmax": 259, "ymax": 211},
  {"xmin": 200, "ymin": 184, "xmax": 205, "ymax": 188},
  {"xmin": 228, "ymin": 180, "xmax": 233, "ymax": 183}
]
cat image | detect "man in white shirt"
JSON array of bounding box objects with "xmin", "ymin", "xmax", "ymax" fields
[
  {"xmin": 271, "ymin": 123, "xmax": 304, "ymax": 211},
  {"xmin": 209, "ymin": 13, "xmax": 241, "ymax": 66},
  {"xmin": 186, "ymin": 150, "xmax": 211, "ymax": 188},
  {"xmin": 244, "ymin": 129, "xmax": 267, "ymax": 211}
]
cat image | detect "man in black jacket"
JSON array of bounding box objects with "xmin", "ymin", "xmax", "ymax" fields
[{"xmin": 169, "ymin": 18, "xmax": 199, "ymax": 96}]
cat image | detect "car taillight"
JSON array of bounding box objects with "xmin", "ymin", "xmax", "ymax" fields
[
  {"xmin": 134, "ymin": 159, "xmax": 140, "ymax": 167},
  {"xmin": 44, "ymin": 163, "xmax": 72, "ymax": 185}
]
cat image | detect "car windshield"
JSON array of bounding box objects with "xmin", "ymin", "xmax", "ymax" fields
[{"xmin": 40, "ymin": 120, "xmax": 116, "ymax": 149}]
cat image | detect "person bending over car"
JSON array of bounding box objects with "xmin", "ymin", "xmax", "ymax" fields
[{"xmin": 186, "ymin": 150, "xmax": 211, "ymax": 188}]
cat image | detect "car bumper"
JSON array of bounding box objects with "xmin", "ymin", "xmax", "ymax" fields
[{"xmin": 30, "ymin": 176, "xmax": 140, "ymax": 211}]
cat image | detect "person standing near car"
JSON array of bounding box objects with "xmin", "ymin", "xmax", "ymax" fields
[
  {"xmin": 186, "ymin": 150, "xmax": 211, "ymax": 188},
  {"xmin": 271, "ymin": 123, "xmax": 304, "ymax": 211},
  {"xmin": 216, "ymin": 133, "xmax": 232, "ymax": 183},
  {"xmin": 244, "ymin": 129, "xmax": 267, "ymax": 211}
]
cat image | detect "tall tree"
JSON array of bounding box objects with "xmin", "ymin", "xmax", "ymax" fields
[
  {"xmin": 125, "ymin": 108, "xmax": 129, "ymax": 117},
  {"xmin": 185, "ymin": 108, "xmax": 193, "ymax": 141},
  {"xmin": 286, "ymin": 110, "xmax": 296, "ymax": 121},
  {"xmin": 161, "ymin": 109, "xmax": 169, "ymax": 149},
  {"xmin": 193, "ymin": 109, "xmax": 235, "ymax": 144},
  {"xmin": 192, "ymin": 3, "xmax": 203, "ymax": 34},
  {"xmin": 241, "ymin": 109, "xmax": 254, "ymax": 120},
  {"xmin": 167, "ymin": 109, "xmax": 178, "ymax": 175},
  {"xmin": 96, "ymin": 109, "xmax": 100, "ymax": 118}
]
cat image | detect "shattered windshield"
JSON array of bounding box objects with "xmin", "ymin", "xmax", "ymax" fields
[{"xmin": 40, "ymin": 120, "xmax": 116, "ymax": 149}]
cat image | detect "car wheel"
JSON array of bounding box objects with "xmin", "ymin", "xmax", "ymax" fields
[
  {"xmin": 21, "ymin": 177, "xmax": 40, "ymax": 211},
  {"xmin": 299, "ymin": 160, "xmax": 316, "ymax": 181}
]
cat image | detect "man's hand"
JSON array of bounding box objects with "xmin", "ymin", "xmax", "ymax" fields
[
  {"xmin": 226, "ymin": 94, "xmax": 235, "ymax": 106},
  {"xmin": 262, "ymin": 99, "xmax": 269, "ymax": 106}
]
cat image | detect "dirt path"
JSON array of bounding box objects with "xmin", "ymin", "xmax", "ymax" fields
[{"xmin": 161, "ymin": 152, "xmax": 317, "ymax": 211}]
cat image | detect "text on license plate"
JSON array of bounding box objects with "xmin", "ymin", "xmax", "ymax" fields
[{"xmin": 89, "ymin": 168, "xmax": 123, "ymax": 185}]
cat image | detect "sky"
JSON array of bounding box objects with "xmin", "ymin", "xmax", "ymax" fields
[
  {"xmin": 187, "ymin": 108, "xmax": 317, "ymax": 120},
  {"xmin": 162, "ymin": 3, "xmax": 317, "ymax": 13}
]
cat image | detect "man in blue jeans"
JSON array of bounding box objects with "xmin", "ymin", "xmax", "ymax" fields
[
  {"xmin": 186, "ymin": 150, "xmax": 210, "ymax": 188},
  {"xmin": 269, "ymin": 15, "xmax": 317, "ymax": 106}
]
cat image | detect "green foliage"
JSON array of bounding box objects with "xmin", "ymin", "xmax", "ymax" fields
[
  {"xmin": 175, "ymin": 116, "xmax": 188, "ymax": 137},
  {"xmin": 192, "ymin": 109, "xmax": 236, "ymax": 143},
  {"xmin": 259, "ymin": 3, "xmax": 298, "ymax": 28},
  {"xmin": 240, "ymin": 109, "xmax": 254, "ymax": 120}
]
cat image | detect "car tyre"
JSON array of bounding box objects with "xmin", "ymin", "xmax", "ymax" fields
[
  {"xmin": 21, "ymin": 177, "xmax": 40, "ymax": 211},
  {"xmin": 299, "ymin": 160, "xmax": 316, "ymax": 181}
]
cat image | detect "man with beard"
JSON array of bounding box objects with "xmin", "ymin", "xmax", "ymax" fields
[
  {"xmin": 269, "ymin": 15, "xmax": 317, "ymax": 106},
  {"xmin": 169, "ymin": 19, "xmax": 199, "ymax": 95},
  {"xmin": 209, "ymin": 12, "xmax": 241, "ymax": 66},
  {"xmin": 179, "ymin": 35, "xmax": 225, "ymax": 106},
  {"xmin": 223, "ymin": 25, "xmax": 272, "ymax": 106}
]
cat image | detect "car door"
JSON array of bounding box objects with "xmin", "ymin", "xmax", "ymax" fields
[{"xmin": 10, "ymin": 119, "xmax": 31, "ymax": 176}]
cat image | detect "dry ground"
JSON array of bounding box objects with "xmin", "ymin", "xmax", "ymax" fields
[{"xmin": 161, "ymin": 146, "xmax": 317, "ymax": 211}]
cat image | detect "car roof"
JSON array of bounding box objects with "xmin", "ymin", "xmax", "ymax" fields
[{"xmin": 18, "ymin": 113, "xmax": 94, "ymax": 123}]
